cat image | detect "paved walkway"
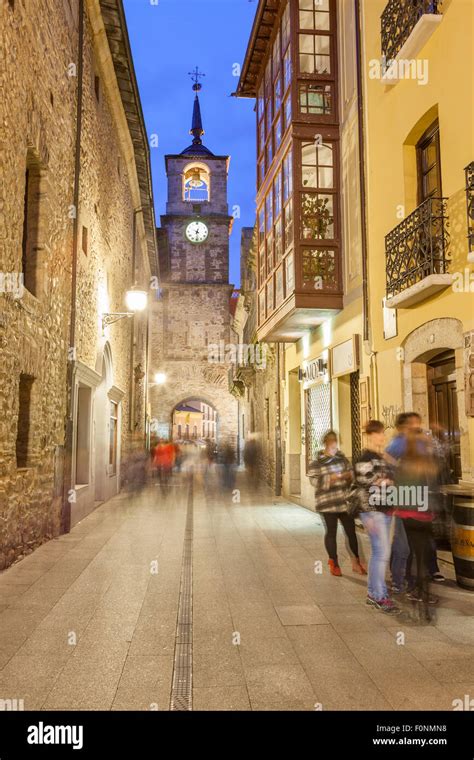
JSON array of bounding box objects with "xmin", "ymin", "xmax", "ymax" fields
[{"xmin": 1, "ymin": 470, "xmax": 473, "ymax": 711}]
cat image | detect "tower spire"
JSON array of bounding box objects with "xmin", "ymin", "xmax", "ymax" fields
[
  {"xmin": 188, "ymin": 67, "xmax": 206, "ymax": 145},
  {"xmin": 181, "ymin": 68, "xmax": 213, "ymax": 157}
]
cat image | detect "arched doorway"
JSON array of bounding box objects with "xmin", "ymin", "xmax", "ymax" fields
[
  {"xmin": 402, "ymin": 318, "xmax": 467, "ymax": 481},
  {"xmin": 170, "ymin": 397, "xmax": 219, "ymax": 444}
]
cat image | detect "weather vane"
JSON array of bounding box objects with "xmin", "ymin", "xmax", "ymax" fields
[{"xmin": 188, "ymin": 66, "xmax": 205, "ymax": 92}]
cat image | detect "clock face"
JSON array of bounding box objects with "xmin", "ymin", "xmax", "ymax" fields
[{"xmin": 185, "ymin": 220, "xmax": 208, "ymax": 243}]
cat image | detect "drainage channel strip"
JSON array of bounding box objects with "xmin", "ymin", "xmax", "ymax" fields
[{"xmin": 170, "ymin": 475, "xmax": 194, "ymax": 711}]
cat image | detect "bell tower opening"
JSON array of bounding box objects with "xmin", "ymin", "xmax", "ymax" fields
[{"xmin": 183, "ymin": 163, "xmax": 210, "ymax": 202}]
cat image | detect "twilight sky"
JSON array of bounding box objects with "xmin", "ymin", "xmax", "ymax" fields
[{"xmin": 123, "ymin": 0, "xmax": 258, "ymax": 286}]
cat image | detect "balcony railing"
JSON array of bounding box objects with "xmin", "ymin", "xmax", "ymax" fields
[
  {"xmin": 381, "ymin": 0, "xmax": 442, "ymax": 61},
  {"xmin": 385, "ymin": 197, "xmax": 449, "ymax": 300}
]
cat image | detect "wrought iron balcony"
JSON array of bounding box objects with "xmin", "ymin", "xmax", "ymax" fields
[
  {"xmin": 381, "ymin": 0, "xmax": 442, "ymax": 61},
  {"xmin": 385, "ymin": 197, "xmax": 450, "ymax": 302}
]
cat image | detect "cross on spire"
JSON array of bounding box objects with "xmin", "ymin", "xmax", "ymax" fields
[{"xmin": 188, "ymin": 66, "xmax": 205, "ymax": 92}]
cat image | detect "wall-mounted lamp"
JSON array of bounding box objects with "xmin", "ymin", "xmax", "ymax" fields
[
  {"xmin": 102, "ymin": 287, "xmax": 148, "ymax": 330},
  {"xmin": 152, "ymin": 372, "xmax": 167, "ymax": 386}
]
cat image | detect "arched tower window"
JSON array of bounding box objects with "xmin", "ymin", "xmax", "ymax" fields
[{"xmin": 183, "ymin": 163, "xmax": 210, "ymax": 202}]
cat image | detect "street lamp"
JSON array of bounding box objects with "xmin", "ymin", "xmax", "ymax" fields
[
  {"xmin": 153, "ymin": 372, "xmax": 167, "ymax": 385},
  {"xmin": 102, "ymin": 286, "xmax": 148, "ymax": 330}
]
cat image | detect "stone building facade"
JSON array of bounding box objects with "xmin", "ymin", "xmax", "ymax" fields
[
  {"xmin": 231, "ymin": 229, "xmax": 280, "ymax": 488},
  {"xmin": 149, "ymin": 91, "xmax": 238, "ymax": 446},
  {"xmin": 0, "ymin": 0, "xmax": 158, "ymax": 569}
]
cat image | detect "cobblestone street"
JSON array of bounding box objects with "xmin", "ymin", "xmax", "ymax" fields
[{"xmin": 1, "ymin": 470, "xmax": 473, "ymax": 712}]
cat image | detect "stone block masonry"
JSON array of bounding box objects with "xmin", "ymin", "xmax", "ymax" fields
[{"xmin": 0, "ymin": 0, "xmax": 155, "ymax": 569}]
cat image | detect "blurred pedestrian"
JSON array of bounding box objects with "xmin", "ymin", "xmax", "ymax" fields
[
  {"xmin": 153, "ymin": 439, "xmax": 175, "ymax": 492},
  {"xmin": 220, "ymin": 439, "xmax": 236, "ymax": 491},
  {"xmin": 395, "ymin": 429, "xmax": 439, "ymax": 605},
  {"xmin": 386, "ymin": 413, "xmax": 420, "ymax": 593},
  {"xmin": 308, "ymin": 430, "xmax": 366, "ymax": 577},
  {"xmin": 354, "ymin": 420, "xmax": 399, "ymax": 614},
  {"xmin": 243, "ymin": 435, "xmax": 261, "ymax": 488}
]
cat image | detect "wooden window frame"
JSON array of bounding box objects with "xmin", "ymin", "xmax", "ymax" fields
[{"xmin": 416, "ymin": 120, "xmax": 442, "ymax": 205}]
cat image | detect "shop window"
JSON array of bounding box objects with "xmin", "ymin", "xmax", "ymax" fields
[
  {"xmin": 305, "ymin": 381, "xmax": 331, "ymax": 470},
  {"xmin": 16, "ymin": 374, "xmax": 34, "ymax": 468}
]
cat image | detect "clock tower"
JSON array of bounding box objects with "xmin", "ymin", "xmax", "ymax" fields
[{"xmin": 149, "ymin": 76, "xmax": 238, "ymax": 445}]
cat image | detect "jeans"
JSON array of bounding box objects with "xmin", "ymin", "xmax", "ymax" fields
[
  {"xmin": 360, "ymin": 511, "xmax": 392, "ymax": 601},
  {"xmin": 390, "ymin": 517, "xmax": 410, "ymax": 589}
]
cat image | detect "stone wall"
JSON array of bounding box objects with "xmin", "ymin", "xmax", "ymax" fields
[
  {"xmin": 0, "ymin": 0, "xmax": 78, "ymax": 569},
  {"xmin": 0, "ymin": 0, "xmax": 153, "ymax": 568}
]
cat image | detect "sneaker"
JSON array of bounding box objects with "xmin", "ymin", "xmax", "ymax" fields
[
  {"xmin": 366, "ymin": 595, "xmax": 400, "ymax": 613},
  {"xmin": 379, "ymin": 597, "xmax": 401, "ymax": 614},
  {"xmin": 407, "ymin": 589, "xmax": 439, "ymax": 604},
  {"xmin": 352, "ymin": 559, "xmax": 367, "ymax": 575},
  {"xmin": 328, "ymin": 559, "xmax": 342, "ymax": 577},
  {"xmin": 431, "ymin": 573, "xmax": 446, "ymax": 583},
  {"xmin": 391, "ymin": 584, "xmax": 404, "ymax": 594}
]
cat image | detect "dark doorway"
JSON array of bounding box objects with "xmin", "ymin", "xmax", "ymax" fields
[{"xmin": 427, "ymin": 350, "xmax": 461, "ymax": 481}]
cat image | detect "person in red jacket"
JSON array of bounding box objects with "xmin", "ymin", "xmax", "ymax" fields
[{"xmin": 153, "ymin": 439, "xmax": 176, "ymax": 490}]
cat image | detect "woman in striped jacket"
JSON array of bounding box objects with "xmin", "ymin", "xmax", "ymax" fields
[{"xmin": 308, "ymin": 430, "xmax": 366, "ymax": 577}]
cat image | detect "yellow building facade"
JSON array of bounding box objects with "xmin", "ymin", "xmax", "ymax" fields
[
  {"xmin": 237, "ymin": 0, "xmax": 473, "ymax": 509},
  {"xmin": 363, "ymin": 0, "xmax": 474, "ymax": 484}
]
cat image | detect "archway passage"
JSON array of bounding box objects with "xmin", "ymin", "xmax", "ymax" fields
[{"xmin": 170, "ymin": 397, "xmax": 218, "ymax": 444}]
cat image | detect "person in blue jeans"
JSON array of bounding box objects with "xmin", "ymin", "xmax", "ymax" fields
[
  {"xmin": 354, "ymin": 420, "xmax": 400, "ymax": 614},
  {"xmin": 385, "ymin": 413, "xmax": 418, "ymax": 592}
]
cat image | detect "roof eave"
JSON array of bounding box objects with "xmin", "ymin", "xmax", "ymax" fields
[
  {"xmin": 235, "ymin": 0, "xmax": 280, "ymax": 99},
  {"xmin": 99, "ymin": 0, "xmax": 160, "ymax": 280}
]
